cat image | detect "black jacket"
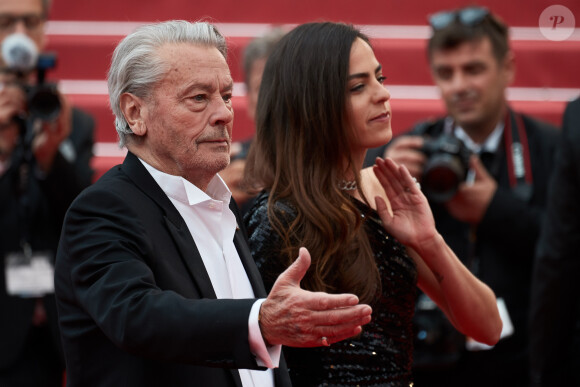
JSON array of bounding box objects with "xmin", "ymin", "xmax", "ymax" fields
[
  {"xmin": 55, "ymin": 152, "xmax": 292, "ymax": 387},
  {"xmin": 530, "ymin": 97, "xmax": 580, "ymax": 387}
]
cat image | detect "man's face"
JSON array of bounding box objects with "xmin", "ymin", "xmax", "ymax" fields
[
  {"xmin": 0, "ymin": 0, "xmax": 46, "ymax": 63},
  {"xmin": 137, "ymin": 43, "xmax": 234, "ymax": 186},
  {"xmin": 430, "ymin": 37, "xmax": 513, "ymax": 132}
]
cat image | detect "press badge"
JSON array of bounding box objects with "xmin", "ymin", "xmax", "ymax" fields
[
  {"xmin": 465, "ymin": 297, "xmax": 514, "ymax": 351},
  {"xmin": 5, "ymin": 251, "xmax": 55, "ymax": 297}
]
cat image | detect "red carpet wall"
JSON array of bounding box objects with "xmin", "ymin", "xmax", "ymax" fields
[{"xmin": 43, "ymin": 0, "xmax": 580, "ymax": 180}]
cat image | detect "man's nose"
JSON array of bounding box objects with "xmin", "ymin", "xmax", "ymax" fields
[
  {"xmin": 13, "ymin": 19, "xmax": 29, "ymax": 34},
  {"xmin": 210, "ymin": 99, "xmax": 234, "ymax": 127},
  {"xmin": 449, "ymin": 71, "xmax": 469, "ymax": 93}
]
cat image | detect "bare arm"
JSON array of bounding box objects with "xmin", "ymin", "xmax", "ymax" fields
[{"xmin": 372, "ymin": 157, "xmax": 502, "ymax": 345}]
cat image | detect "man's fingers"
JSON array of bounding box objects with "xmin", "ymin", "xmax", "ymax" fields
[
  {"xmin": 313, "ymin": 304, "xmax": 372, "ymax": 326},
  {"xmin": 388, "ymin": 135, "xmax": 424, "ymax": 151},
  {"xmin": 293, "ymin": 312, "xmax": 372, "ymax": 348},
  {"xmin": 302, "ymin": 290, "xmax": 363, "ymax": 311},
  {"xmin": 470, "ymin": 154, "xmax": 491, "ymax": 180},
  {"xmin": 304, "ymin": 313, "xmax": 372, "ymax": 347},
  {"xmin": 325, "ymin": 326, "xmax": 363, "ymax": 346},
  {"xmin": 388, "ymin": 148, "xmax": 426, "ymax": 168}
]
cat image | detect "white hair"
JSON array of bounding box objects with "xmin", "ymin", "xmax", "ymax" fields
[{"xmin": 107, "ymin": 20, "xmax": 227, "ymax": 147}]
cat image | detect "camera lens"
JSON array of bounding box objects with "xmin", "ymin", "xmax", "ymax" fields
[
  {"xmin": 28, "ymin": 85, "xmax": 61, "ymax": 122},
  {"xmin": 422, "ymin": 153, "xmax": 465, "ymax": 202},
  {"xmin": 420, "ymin": 134, "xmax": 471, "ymax": 202}
]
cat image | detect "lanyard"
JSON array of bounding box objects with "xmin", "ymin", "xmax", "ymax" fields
[{"xmin": 503, "ymin": 110, "xmax": 533, "ymax": 201}]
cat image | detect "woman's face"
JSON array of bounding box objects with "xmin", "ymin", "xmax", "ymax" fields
[{"xmin": 345, "ymin": 38, "xmax": 392, "ymax": 156}]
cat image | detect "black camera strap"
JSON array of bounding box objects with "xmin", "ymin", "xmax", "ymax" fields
[{"xmin": 503, "ymin": 110, "xmax": 533, "ymax": 201}]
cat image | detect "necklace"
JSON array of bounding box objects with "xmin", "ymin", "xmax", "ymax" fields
[{"xmin": 339, "ymin": 180, "xmax": 357, "ymax": 191}]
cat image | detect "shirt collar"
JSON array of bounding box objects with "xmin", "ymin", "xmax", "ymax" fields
[
  {"xmin": 446, "ymin": 117, "xmax": 504, "ymax": 154},
  {"xmin": 139, "ymin": 159, "xmax": 231, "ymax": 206}
]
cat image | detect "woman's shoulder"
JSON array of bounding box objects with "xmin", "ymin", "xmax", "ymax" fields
[
  {"xmin": 244, "ymin": 191, "xmax": 297, "ymax": 230},
  {"xmin": 246, "ymin": 191, "xmax": 296, "ymax": 216},
  {"xmin": 243, "ymin": 191, "xmax": 270, "ymax": 229}
]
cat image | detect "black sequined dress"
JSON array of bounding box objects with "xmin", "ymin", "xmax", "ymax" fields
[{"xmin": 245, "ymin": 191, "xmax": 418, "ymax": 387}]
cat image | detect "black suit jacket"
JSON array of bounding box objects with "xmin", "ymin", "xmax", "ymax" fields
[
  {"xmin": 0, "ymin": 108, "xmax": 94, "ymax": 371},
  {"xmin": 55, "ymin": 151, "xmax": 292, "ymax": 387},
  {"xmin": 530, "ymin": 97, "xmax": 580, "ymax": 386}
]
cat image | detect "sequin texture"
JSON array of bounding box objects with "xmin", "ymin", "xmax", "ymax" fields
[{"xmin": 245, "ymin": 192, "xmax": 418, "ymax": 386}]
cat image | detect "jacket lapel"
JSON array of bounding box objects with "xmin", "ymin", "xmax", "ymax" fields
[
  {"xmin": 164, "ymin": 217, "xmax": 217, "ymax": 298},
  {"xmin": 229, "ymin": 201, "xmax": 268, "ymax": 298},
  {"xmin": 121, "ymin": 152, "xmax": 217, "ymax": 299}
]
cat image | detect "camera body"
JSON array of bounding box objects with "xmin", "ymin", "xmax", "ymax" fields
[
  {"xmin": 24, "ymin": 52, "xmax": 61, "ymax": 122},
  {"xmin": 420, "ymin": 133, "xmax": 471, "ymax": 202}
]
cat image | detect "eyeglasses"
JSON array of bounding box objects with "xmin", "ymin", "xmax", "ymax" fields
[
  {"xmin": 0, "ymin": 14, "xmax": 45, "ymax": 32},
  {"xmin": 429, "ymin": 7, "xmax": 489, "ymax": 30}
]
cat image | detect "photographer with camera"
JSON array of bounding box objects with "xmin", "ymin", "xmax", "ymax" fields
[
  {"xmin": 0, "ymin": 0, "xmax": 94, "ymax": 385},
  {"xmin": 365, "ymin": 7, "xmax": 559, "ymax": 387}
]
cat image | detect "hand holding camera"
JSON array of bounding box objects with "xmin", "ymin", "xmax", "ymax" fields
[
  {"xmin": 31, "ymin": 91, "xmax": 71, "ymax": 172},
  {"xmin": 384, "ymin": 133, "xmax": 497, "ymax": 224},
  {"xmin": 0, "ymin": 32, "xmax": 70, "ymax": 172},
  {"xmin": 384, "ymin": 133, "xmax": 472, "ymax": 202},
  {"xmin": 444, "ymin": 154, "xmax": 497, "ymax": 225},
  {"xmin": 383, "ymin": 135, "xmax": 426, "ymax": 180},
  {"xmin": 0, "ymin": 72, "xmax": 25, "ymax": 162}
]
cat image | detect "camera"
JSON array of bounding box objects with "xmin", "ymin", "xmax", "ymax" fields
[
  {"xmin": 421, "ymin": 134, "xmax": 471, "ymax": 202},
  {"xmin": 24, "ymin": 53, "xmax": 61, "ymax": 122},
  {"xmin": 1, "ymin": 33, "xmax": 61, "ymax": 123}
]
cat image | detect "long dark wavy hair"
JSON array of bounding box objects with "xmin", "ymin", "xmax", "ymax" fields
[{"xmin": 244, "ymin": 22, "xmax": 381, "ymax": 303}]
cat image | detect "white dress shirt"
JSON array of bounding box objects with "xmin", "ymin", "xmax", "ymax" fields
[
  {"xmin": 445, "ymin": 116, "xmax": 505, "ymax": 154},
  {"xmin": 140, "ymin": 159, "xmax": 280, "ymax": 387}
]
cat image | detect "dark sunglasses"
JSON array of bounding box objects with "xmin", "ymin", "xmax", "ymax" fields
[
  {"xmin": 429, "ymin": 7, "xmax": 489, "ymax": 30},
  {"xmin": 0, "ymin": 14, "xmax": 45, "ymax": 31}
]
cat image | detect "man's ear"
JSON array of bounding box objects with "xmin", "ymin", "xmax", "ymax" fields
[
  {"xmin": 502, "ymin": 51, "xmax": 516, "ymax": 86},
  {"xmin": 120, "ymin": 93, "xmax": 147, "ymax": 136}
]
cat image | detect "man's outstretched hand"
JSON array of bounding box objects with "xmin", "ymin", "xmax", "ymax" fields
[{"xmin": 259, "ymin": 247, "xmax": 372, "ymax": 347}]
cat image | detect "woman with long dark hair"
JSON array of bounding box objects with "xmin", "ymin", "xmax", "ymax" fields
[{"xmin": 243, "ymin": 22, "xmax": 501, "ymax": 386}]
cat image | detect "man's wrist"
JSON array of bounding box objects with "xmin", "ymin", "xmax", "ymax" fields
[
  {"xmin": 257, "ymin": 303, "xmax": 272, "ymax": 346},
  {"xmin": 249, "ymin": 299, "xmax": 280, "ymax": 368}
]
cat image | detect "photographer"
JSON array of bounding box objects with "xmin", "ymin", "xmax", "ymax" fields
[
  {"xmin": 365, "ymin": 7, "xmax": 559, "ymax": 387},
  {"xmin": 0, "ymin": 0, "xmax": 94, "ymax": 385}
]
